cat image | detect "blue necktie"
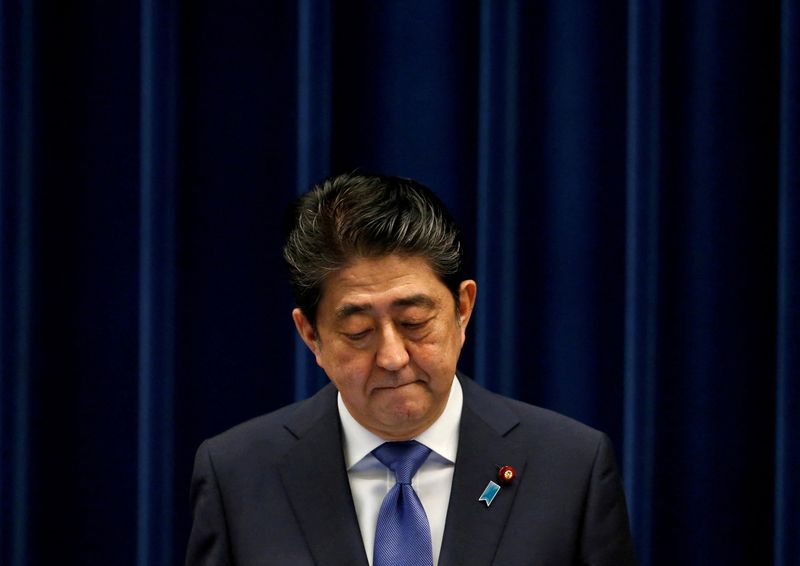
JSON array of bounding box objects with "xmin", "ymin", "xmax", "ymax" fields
[{"xmin": 372, "ymin": 441, "xmax": 434, "ymax": 566}]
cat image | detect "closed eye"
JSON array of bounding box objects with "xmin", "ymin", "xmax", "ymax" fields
[
  {"xmin": 343, "ymin": 329, "xmax": 371, "ymax": 341},
  {"xmin": 402, "ymin": 318, "xmax": 432, "ymax": 330}
]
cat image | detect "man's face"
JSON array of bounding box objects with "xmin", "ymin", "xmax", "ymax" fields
[{"xmin": 293, "ymin": 255, "xmax": 477, "ymax": 440}]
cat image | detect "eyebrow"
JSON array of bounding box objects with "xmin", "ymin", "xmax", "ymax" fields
[{"xmin": 334, "ymin": 293, "xmax": 437, "ymax": 321}]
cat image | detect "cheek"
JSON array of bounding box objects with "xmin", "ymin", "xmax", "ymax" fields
[
  {"xmin": 321, "ymin": 345, "xmax": 373, "ymax": 386},
  {"xmin": 425, "ymin": 322, "xmax": 463, "ymax": 354},
  {"xmin": 410, "ymin": 340, "xmax": 458, "ymax": 378}
]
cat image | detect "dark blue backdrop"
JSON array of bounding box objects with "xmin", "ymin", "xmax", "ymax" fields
[{"xmin": 1, "ymin": 1, "xmax": 798, "ymax": 565}]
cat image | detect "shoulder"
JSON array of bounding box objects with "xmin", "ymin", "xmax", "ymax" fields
[
  {"xmin": 459, "ymin": 374, "xmax": 607, "ymax": 461},
  {"xmin": 198, "ymin": 383, "xmax": 338, "ymax": 471}
]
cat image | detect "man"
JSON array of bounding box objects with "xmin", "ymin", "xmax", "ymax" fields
[{"xmin": 185, "ymin": 173, "xmax": 637, "ymax": 565}]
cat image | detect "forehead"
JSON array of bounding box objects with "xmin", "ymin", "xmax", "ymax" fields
[{"xmin": 318, "ymin": 255, "xmax": 449, "ymax": 314}]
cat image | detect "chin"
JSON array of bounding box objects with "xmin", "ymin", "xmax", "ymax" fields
[{"xmin": 381, "ymin": 399, "xmax": 431, "ymax": 425}]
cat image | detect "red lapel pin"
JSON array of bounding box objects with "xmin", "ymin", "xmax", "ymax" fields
[{"xmin": 497, "ymin": 465, "xmax": 516, "ymax": 486}]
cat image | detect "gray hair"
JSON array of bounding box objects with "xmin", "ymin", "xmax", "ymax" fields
[{"xmin": 283, "ymin": 173, "xmax": 464, "ymax": 325}]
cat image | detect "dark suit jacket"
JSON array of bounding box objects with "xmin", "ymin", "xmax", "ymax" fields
[{"xmin": 185, "ymin": 374, "xmax": 637, "ymax": 565}]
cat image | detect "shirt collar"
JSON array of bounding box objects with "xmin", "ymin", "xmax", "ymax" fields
[{"xmin": 338, "ymin": 376, "xmax": 463, "ymax": 469}]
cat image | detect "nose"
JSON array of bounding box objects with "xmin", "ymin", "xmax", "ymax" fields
[{"xmin": 375, "ymin": 324, "xmax": 410, "ymax": 371}]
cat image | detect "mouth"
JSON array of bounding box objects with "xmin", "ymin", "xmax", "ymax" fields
[{"xmin": 374, "ymin": 379, "xmax": 422, "ymax": 391}]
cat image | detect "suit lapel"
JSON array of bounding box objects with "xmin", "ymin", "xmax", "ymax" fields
[
  {"xmin": 278, "ymin": 385, "xmax": 369, "ymax": 566},
  {"xmin": 439, "ymin": 377, "xmax": 527, "ymax": 566}
]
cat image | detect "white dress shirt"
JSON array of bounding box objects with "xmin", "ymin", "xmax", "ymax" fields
[{"xmin": 337, "ymin": 377, "xmax": 463, "ymax": 566}]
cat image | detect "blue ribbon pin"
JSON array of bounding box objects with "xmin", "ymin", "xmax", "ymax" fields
[{"xmin": 478, "ymin": 481, "xmax": 501, "ymax": 507}]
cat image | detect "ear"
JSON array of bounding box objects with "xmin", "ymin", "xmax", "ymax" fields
[
  {"xmin": 292, "ymin": 308, "xmax": 323, "ymax": 366},
  {"xmin": 456, "ymin": 280, "xmax": 477, "ymax": 344}
]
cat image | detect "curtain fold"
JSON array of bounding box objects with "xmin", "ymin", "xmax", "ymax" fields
[
  {"xmin": 294, "ymin": 0, "xmax": 332, "ymax": 402},
  {"xmin": 623, "ymin": 2, "xmax": 660, "ymax": 563},
  {"xmin": 474, "ymin": 0, "xmax": 520, "ymax": 397},
  {"xmin": 0, "ymin": 2, "xmax": 796, "ymax": 565},
  {"xmin": 1, "ymin": 2, "xmax": 35, "ymax": 564},
  {"xmin": 774, "ymin": 2, "xmax": 799, "ymax": 564},
  {"xmin": 137, "ymin": 0, "xmax": 177, "ymax": 564}
]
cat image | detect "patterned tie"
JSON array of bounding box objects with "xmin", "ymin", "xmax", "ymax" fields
[{"xmin": 372, "ymin": 441, "xmax": 434, "ymax": 566}]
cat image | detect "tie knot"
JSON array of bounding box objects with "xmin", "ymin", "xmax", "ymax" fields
[{"xmin": 372, "ymin": 441, "xmax": 431, "ymax": 484}]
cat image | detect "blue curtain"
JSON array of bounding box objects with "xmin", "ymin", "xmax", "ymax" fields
[{"xmin": 1, "ymin": 1, "xmax": 797, "ymax": 564}]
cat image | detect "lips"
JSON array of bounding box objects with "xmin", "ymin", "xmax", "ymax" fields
[{"xmin": 374, "ymin": 379, "xmax": 421, "ymax": 391}]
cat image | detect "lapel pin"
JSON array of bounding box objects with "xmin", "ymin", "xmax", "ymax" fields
[
  {"xmin": 479, "ymin": 465, "xmax": 518, "ymax": 507},
  {"xmin": 478, "ymin": 481, "xmax": 501, "ymax": 507},
  {"xmin": 497, "ymin": 465, "xmax": 517, "ymax": 485}
]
